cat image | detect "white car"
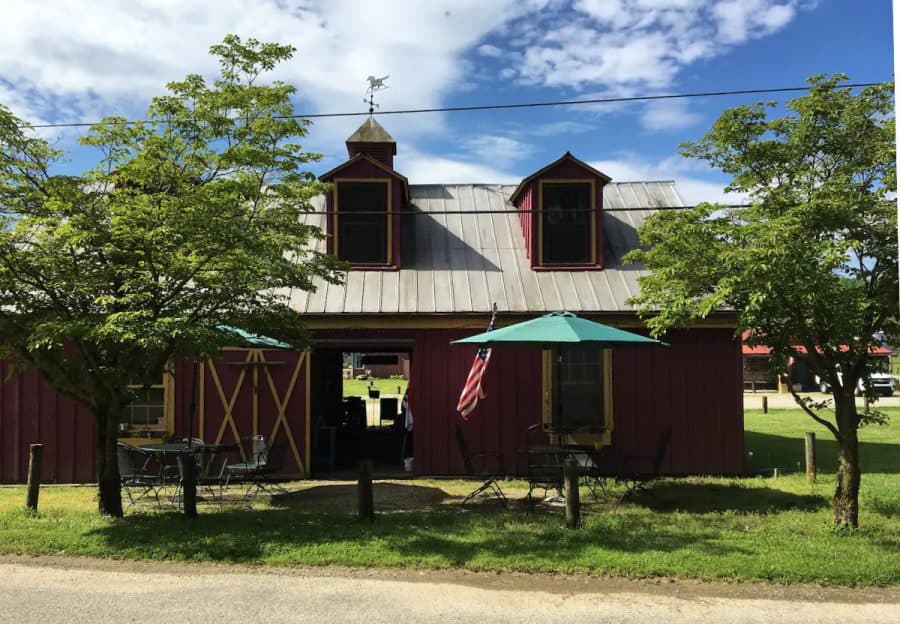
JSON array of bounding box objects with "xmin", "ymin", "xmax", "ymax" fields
[{"xmin": 816, "ymin": 366, "xmax": 896, "ymax": 396}]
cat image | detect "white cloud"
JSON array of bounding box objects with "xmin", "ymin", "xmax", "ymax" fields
[
  {"xmin": 459, "ymin": 134, "xmax": 535, "ymax": 165},
  {"xmin": 0, "ymin": 0, "xmax": 532, "ymax": 139},
  {"xmin": 640, "ymin": 99, "xmax": 704, "ymax": 131},
  {"xmin": 588, "ymin": 154, "xmax": 748, "ymax": 205},
  {"xmin": 397, "ymin": 150, "xmax": 521, "ymax": 185},
  {"xmin": 501, "ymin": 1, "xmax": 805, "ymax": 91},
  {"xmin": 713, "ymin": 0, "xmax": 796, "ymax": 44},
  {"xmin": 478, "ymin": 44, "xmax": 504, "ymax": 58}
]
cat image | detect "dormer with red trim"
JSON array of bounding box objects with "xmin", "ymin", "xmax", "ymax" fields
[
  {"xmin": 319, "ymin": 118, "xmax": 409, "ymax": 269},
  {"xmin": 510, "ymin": 152, "xmax": 611, "ymax": 270}
]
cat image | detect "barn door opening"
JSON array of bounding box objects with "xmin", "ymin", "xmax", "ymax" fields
[{"xmin": 309, "ymin": 348, "xmax": 411, "ymax": 476}]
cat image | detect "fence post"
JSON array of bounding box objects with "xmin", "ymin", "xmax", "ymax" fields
[
  {"xmin": 26, "ymin": 444, "xmax": 43, "ymax": 511},
  {"xmin": 804, "ymin": 432, "xmax": 817, "ymax": 482},
  {"xmin": 762, "ymin": 395, "xmax": 768, "ymax": 413},
  {"xmin": 358, "ymin": 460, "xmax": 374, "ymax": 522},
  {"xmin": 182, "ymin": 451, "xmax": 197, "ymax": 519},
  {"xmin": 564, "ymin": 457, "xmax": 580, "ymax": 530}
]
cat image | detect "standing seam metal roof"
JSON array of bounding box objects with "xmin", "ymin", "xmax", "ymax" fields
[{"xmin": 288, "ymin": 181, "xmax": 684, "ymax": 315}]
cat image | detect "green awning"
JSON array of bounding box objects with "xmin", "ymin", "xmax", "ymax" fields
[
  {"xmin": 451, "ymin": 311, "xmax": 667, "ymax": 348},
  {"xmin": 216, "ymin": 324, "xmax": 293, "ymax": 349}
]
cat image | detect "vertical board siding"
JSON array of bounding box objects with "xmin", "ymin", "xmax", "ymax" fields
[
  {"xmin": 0, "ymin": 326, "xmax": 743, "ymax": 483},
  {"xmin": 0, "ymin": 362, "xmax": 96, "ymax": 483}
]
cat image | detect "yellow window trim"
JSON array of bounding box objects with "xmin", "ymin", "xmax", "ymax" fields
[
  {"xmin": 541, "ymin": 348, "xmax": 613, "ymax": 448},
  {"xmin": 119, "ymin": 372, "xmax": 175, "ymax": 438},
  {"xmin": 333, "ymin": 178, "xmax": 393, "ymax": 266},
  {"xmin": 537, "ymin": 179, "xmax": 597, "ymax": 266}
]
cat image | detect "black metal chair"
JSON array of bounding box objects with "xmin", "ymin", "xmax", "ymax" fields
[
  {"xmin": 615, "ymin": 425, "xmax": 672, "ymax": 504},
  {"xmin": 454, "ymin": 424, "xmax": 508, "ymax": 509},
  {"xmin": 224, "ymin": 435, "xmax": 288, "ymax": 500},
  {"xmin": 522, "ymin": 424, "xmax": 564, "ymax": 511},
  {"xmin": 117, "ymin": 442, "xmax": 162, "ymax": 508}
]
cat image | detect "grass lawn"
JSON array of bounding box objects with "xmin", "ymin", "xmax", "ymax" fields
[
  {"xmin": 343, "ymin": 377, "xmax": 408, "ymax": 397},
  {"xmin": 0, "ymin": 407, "xmax": 897, "ymax": 586}
]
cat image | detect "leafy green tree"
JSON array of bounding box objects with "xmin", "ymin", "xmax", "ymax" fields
[
  {"xmin": 626, "ymin": 75, "xmax": 896, "ymax": 527},
  {"xmin": 0, "ymin": 36, "xmax": 342, "ymax": 516}
]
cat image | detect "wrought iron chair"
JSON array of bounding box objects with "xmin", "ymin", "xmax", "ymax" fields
[
  {"xmin": 224, "ymin": 435, "xmax": 288, "ymax": 500},
  {"xmin": 117, "ymin": 442, "xmax": 162, "ymax": 507},
  {"xmin": 454, "ymin": 423, "xmax": 508, "ymax": 509},
  {"xmin": 615, "ymin": 425, "xmax": 672, "ymax": 505},
  {"xmin": 522, "ymin": 424, "xmax": 564, "ymax": 511}
]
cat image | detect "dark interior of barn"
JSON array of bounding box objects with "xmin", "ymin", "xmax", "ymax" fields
[{"xmin": 309, "ymin": 348, "xmax": 412, "ymax": 477}]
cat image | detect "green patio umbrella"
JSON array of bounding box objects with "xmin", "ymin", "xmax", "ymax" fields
[
  {"xmin": 452, "ymin": 311, "xmax": 667, "ymax": 448},
  {"xmin": 215, "ymin": 324, "xmax": 293, "ymax": 350},
  {"xmin": 452, "ymin": 311, "xmax": 668, "ymax": 348}
]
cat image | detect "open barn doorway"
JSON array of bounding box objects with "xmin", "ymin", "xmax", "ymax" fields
[{"xmin": 309, "ymin": 347, "xmax": 412, "ymax": 477}]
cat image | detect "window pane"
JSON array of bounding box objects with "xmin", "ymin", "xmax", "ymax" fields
[
  {"xmin": 553, "ymin": 345, "xmax": 603, "ymax": 433},
  {"xmin": 542, "ymin": 183, "xmax": 592, "ymax": 264},
  {"xmin": 339, "ymin": 182, "xmax": 388, "ymax": 264}
]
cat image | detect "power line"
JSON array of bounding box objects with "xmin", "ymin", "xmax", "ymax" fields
[
  {"xmin": 24, "ymin": 82, "xmax": 882, "ymax": 129},
  {"xmin": 298, "ymin": 204, "xmax": 749, "ymax": 216}
]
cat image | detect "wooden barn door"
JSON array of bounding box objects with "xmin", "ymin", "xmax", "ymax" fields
[{"xmin": 198, "ymin": 348, "xmax": 309, "ymax": 477}]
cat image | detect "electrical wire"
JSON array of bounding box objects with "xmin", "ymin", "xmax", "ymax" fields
[{"xmin": 23, "ymin": 82, "xmax": 882, "ymax": 129}]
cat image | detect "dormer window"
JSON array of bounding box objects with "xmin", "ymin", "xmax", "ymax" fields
[
  {"xmin": 540, "ymin": 181, "xmax": 594, "ymax": 265},
  {"xmin": 510, "ymin": 152, "xmax": 610, "ymax": 270},
  {"xmin": 335, "ymin": 180, "xmax": 391, "ymax": 265}
]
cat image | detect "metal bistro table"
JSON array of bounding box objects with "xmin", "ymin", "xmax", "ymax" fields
[
  {"xmin": 519, "ymin": 442, "xmax": 607, "ymax": 509},
  {"xmin": 136, "ymin": 442, "xmax": 238, "ymax": 504}
]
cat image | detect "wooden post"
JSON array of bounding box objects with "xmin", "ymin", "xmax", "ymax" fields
[
  {"xmin": 762, "ymin": 395, "xmax": 768, "ymax": 413},
  {"xmin": 864, "ymin": 394, "xmax": 870, "ymax": 412},
  {"xmin": 25, "ymin": 444, "xmax": 43, "ymax": 511},
  {"xmin": 358, "ymin": 460, "xmax": 374, "ymax": 522},
  {"xmin": 804, "ymin": 432, "xmax": 817, "ymax": 482},
  {"xmin": 182, "ymin": 452, "xmax": 197, "ymax": 519},
  {"xmin": 563, "ymin": 457, "xmax": 580, "ymax": 530}
]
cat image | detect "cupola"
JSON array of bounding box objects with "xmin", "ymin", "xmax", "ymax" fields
[
  {"xmin": 345, "ymin": 117, "xmax": 397, "ymax": 169},
  {"xmin": 319, "ymin": 118, "xmax": 408, "ymax": 270}
]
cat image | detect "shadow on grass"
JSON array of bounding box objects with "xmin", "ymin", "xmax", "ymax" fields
[
  {"xmin": 630, "ymin": 482, "xmax": 827, "ymax": 515},
  {"xmin": 271, "ymin": 482, "xmax": 449, "ymax": 513},
  {"xmin": 89, "ymin": 509, "xmax": 749, "ymax": 566},
  {"xmin": 745, "ymin": 431, "xmax": 900, "ymax": 475}
]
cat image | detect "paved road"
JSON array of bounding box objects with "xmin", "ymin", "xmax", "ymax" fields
[{"xmin": 1, "ymin": 558, "xmax": 898, "ymax": 624}]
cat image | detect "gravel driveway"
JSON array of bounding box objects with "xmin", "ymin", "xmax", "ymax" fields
[{"xmin": 1, "ymin": 557, "xmax": 898, "ymax": 624}]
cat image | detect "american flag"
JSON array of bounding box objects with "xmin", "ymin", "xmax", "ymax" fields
[{"xmin": 457, "ymin": 305, "xmax": 498, "ymax": 419}]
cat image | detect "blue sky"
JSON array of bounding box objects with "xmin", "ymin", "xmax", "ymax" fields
[{"xmin": 0, "ymin": 0, "xmax": 893, "ymax": 204}]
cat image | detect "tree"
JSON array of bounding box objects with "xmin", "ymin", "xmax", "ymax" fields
[
  {"xmin": 626, "ymin": 75, "xmax": 897, "ymax": 528},
  {"xmin": 0, "ymin": 35, "xmax": 343, "ymax": 516}
]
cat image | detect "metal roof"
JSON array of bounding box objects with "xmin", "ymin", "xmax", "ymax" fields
[
  {"xmin": 345, "ymin": 117, "xmax": 396, "ymax": 144},
  {"xmin": 288, "ymin": 181, "xmax": 684, "ymax": 315}
]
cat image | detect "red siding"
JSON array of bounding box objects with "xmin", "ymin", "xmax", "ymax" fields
[
  {"xmin": 0, "ymin": 361, "xmax": 95, "ymax": 483},
  {"xmin": 0, "ymin": 325, "xmax": 743, "ymax": 483},
  {"xmin": 311, "ymin": 325, "xmax": 744, "ymax": 477}
]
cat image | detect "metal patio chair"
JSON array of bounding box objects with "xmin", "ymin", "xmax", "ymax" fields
[
  {"xmin": 117, "ymin": 442, "xmax": 163, "ymax": 508},
  {"xmin": 224, "ymin": 435, "xmax": 288, "ymax": 500},
  {"xmin": 454, "ymin": 424, "xmax": 508, "ymax": 509},
  {"xmin": 615, "ymin": 425, "xmax": 672, "ymax": 506}
]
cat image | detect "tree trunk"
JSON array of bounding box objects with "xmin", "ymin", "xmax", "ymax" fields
[
  {"xmin": 94, "ymin": 403, "xmax": 123, "ymax": 517},
  {"xmin": 833, "ymin": 394, "xmax": 860, "ymax": 528}
]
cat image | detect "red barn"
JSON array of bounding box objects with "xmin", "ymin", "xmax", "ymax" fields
[{"xmin": 0, "ymin": 118, "xmax": 745, "ymax": 483}]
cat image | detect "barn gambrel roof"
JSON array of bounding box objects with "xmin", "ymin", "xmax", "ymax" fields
[{"xmin": 289, "ymin": 181, "xmax": 684, "ymax": 315}]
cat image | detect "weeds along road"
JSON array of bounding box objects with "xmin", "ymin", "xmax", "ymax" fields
[{"xmin": 1, "ymin": 557, "xmax": 898, "ymax": 624}]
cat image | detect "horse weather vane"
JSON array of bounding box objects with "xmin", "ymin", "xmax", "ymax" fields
[{"xmin": 365, "ymin": 75, "xmax": 389, "ymax": 114}]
